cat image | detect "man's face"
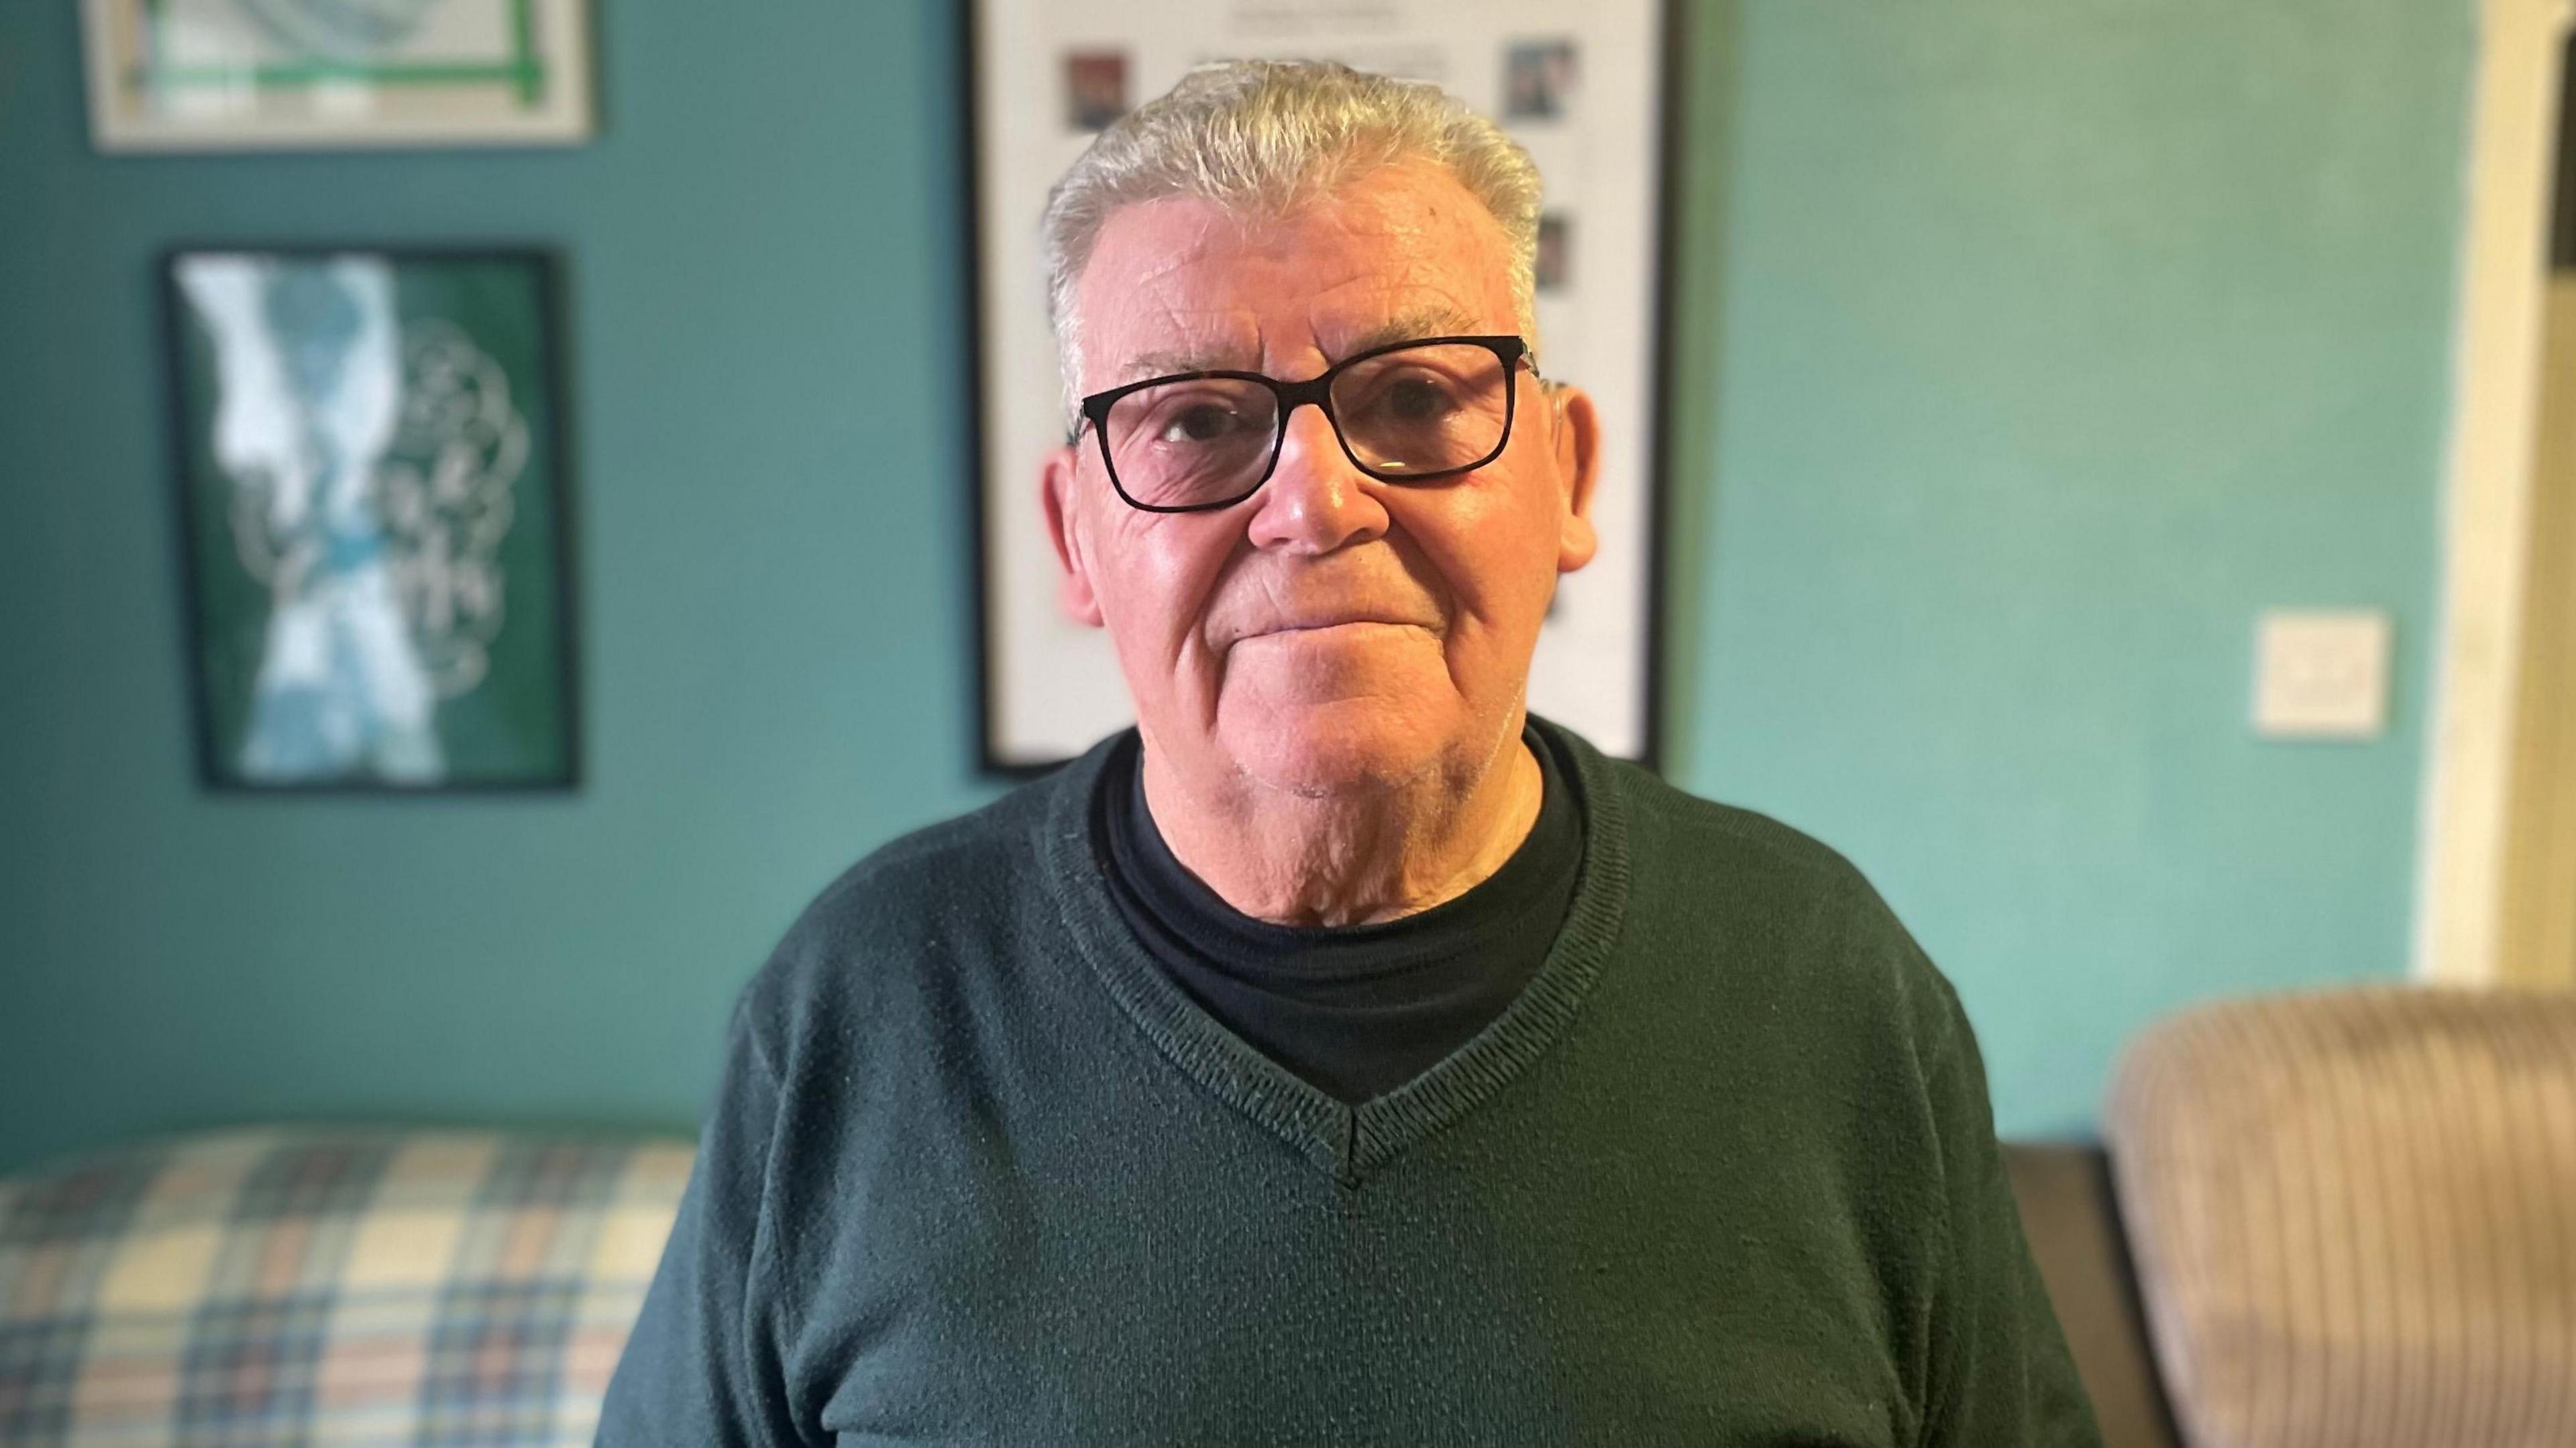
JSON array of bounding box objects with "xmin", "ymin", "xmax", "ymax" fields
[{"xmin": 1042, "ymin": 161, "xmax": 1600, "ymax": 799}]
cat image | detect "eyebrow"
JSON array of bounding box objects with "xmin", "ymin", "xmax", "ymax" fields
[
  {"xmin": 1112, "ymin": 304, "xmax": 1493, "ymax": 384},
  {"xmin": 1118, "ymin": 345, "xmax": 1238, "ymax": 382},
  {"xmin": 1335, "ymin": 305, "xmax": 1489, "ymax": 359}
]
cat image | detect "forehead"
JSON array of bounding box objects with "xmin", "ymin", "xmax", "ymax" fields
[{"xmin": 1072, "ymin": 162, "xmax": 1520, "ymax": 386}]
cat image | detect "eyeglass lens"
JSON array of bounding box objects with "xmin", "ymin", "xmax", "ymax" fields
[{"xmin": 1101, "ymin": 342, "xmax": 1513, "ymax": 510}]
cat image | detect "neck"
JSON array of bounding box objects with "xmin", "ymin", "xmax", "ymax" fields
[{"xmin": 1138, "ymin": 717, "xmax": 1545, "ymax": 927}]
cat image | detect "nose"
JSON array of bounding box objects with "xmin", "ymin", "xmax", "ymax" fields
[{"xmin": 1244, "ymin": 402, "xmax": 1388, "ymax": 555}]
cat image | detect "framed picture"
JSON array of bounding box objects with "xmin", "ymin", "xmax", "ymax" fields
[
  {"xmin": 81, "ymin": 0, "xmax": 594, "ymax": 152},
  {"xmin": 965, "ymin": 1, "xmax": 1674, "ymax": 772},
  {"xmin": 162, "ymin": 247, "xmax": 579, "ymax": 792}
]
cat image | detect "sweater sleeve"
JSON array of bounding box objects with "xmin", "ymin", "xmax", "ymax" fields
[
  {"xmin": 1917, "ymin": 980, "xmax": 2104, "ymax": 1448},
  {"xmin": 597, "ymin": 997, "xmax": 811, "ymax": 1448}
]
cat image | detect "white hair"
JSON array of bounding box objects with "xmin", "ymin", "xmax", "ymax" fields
[{"xmin": 1040, "ymin": 59, "xmax": 1543, "ymax": 410}]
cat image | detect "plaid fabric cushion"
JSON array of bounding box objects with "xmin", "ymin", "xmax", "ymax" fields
[{"xmin": 0, "ymin": 1127, "xmax": 693, "ymax": 1447}]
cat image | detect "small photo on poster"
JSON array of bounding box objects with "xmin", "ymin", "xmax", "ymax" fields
[
  {"xmin": 1536, "ymin": 213, "xmax": 1572, "ymax": 292},
  {"xmin": 1503, "ymin": 39, "xmax": 1577, "ymax": 121},
  {"xmin": 1065, "ymin": 51, "xmax": 1130, "ymax": 131}
]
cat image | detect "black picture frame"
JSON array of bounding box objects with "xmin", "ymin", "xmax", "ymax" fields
[{"xmin": 160, "ymin": 244, "xmax": 583, "ymax": 795}]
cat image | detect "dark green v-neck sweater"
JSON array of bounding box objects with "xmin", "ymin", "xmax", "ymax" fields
[{"xmin": 600, "ymin": 719, "xmax": 2101, "ymax": 1446}]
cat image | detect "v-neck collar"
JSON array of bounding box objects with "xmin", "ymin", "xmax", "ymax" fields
[{"xmin": 1036, "ymin": 716, "xmax": 1634, "ymax": 1187}]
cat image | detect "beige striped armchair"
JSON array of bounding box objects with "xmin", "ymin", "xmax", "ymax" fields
[{"xmin": 2008, "ymin": 985, "xmax": 2576, "ymax": 1448}]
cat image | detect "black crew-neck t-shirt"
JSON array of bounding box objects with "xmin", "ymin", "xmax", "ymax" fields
[{"xmin": 1095, "ymin": 726, "xmax": 1585, "ymax": 1104}]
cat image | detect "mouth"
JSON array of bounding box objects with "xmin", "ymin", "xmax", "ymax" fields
[{"xmin": 1237, "ymin": 617, "xmax": 1438, "ymax": 645}]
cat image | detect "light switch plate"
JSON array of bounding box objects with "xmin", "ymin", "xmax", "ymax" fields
[{"xmin": 2253, "ymin": 609, "xmax": 2391, "ymax": 740}]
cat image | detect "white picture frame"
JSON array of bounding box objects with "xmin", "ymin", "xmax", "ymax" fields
[
  {"xmin": 967, "ymin": 0, "xmax": 1674, "ymax": 771},
  {"xmin": 80, "ymin": 0, "xmax": 594, "ymax": 152}
]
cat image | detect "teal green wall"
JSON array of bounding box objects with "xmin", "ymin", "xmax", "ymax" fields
[
  {"xmin": 1660, "ymin": 1, "xmax": 2471, "ymax": 1134},
  {"xmin": 0, "ymin": 1, "xmax": 2472, "ymax": 1168}
]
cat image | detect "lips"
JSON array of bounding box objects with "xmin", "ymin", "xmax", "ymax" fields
[
  {"xmin": 1210, "ymin": 570, "xmax": 1446, "ymax": 650},
  {"xmin": 1264, "ymin": 616, "xmax": 1426, "ymax": 635},
  {"xmin": 1232, "ymin": 612, "xmax": 1440, "ymax": 645}
]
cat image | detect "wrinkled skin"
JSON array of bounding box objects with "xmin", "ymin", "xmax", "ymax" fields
[{"xmin": 1040, "ymin": 160, "xmax": 1602, "ymax": 925}]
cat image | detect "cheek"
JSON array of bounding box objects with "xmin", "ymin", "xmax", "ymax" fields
[
  {"xmin": 1093, "ymin": 512, "xmax": 1241, "ymax": 658},
  {"xmin": 1401, "ymin": 473, "xmax": 1565, "ymax": 624}
]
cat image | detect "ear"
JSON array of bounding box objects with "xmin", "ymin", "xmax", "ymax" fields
[
  {"xmin": 1548, "ymin": 384, "xmax": 1602, "ymax": 573},
  {"xmin": 1040, "ymin": 445, "xmax": 1106, "ymax": 626}
]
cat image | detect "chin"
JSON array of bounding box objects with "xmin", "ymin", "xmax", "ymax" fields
[{"xmin": 1216, "ymin": 694, "xmax": 1461, "ymax": 799}]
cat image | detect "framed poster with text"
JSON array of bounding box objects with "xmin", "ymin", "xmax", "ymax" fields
[{"xmin": 967, "ymin": 0, "xmax": 1674, "ymax": 771}]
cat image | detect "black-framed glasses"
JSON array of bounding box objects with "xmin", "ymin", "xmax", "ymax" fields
[{"xmin": 1075, "ymin": 334, "xmax": 1535, "ymax": 514}]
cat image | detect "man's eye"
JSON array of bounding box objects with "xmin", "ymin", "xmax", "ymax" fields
[
  {"xmin": 1383, "ymin": 378, "xmax": 1457, "ymax": 421},
  {"xmin": 1159, "ymin": 403, "xmax": 1240, "ymax": 443}
]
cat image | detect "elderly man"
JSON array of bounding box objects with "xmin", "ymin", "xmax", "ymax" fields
[{"xmin": 602, "ymin": 60, "xmax": 2101, "ymax": 1446}]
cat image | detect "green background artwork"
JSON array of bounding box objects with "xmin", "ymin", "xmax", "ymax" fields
[{"xmin": 169, "ymin": 252, "xmax": 573, "ymax": 788}]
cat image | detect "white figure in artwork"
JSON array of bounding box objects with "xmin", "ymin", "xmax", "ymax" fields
[{"xmin": 177, "ymin": 253, "xmax": 445, "ymax": 784}]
